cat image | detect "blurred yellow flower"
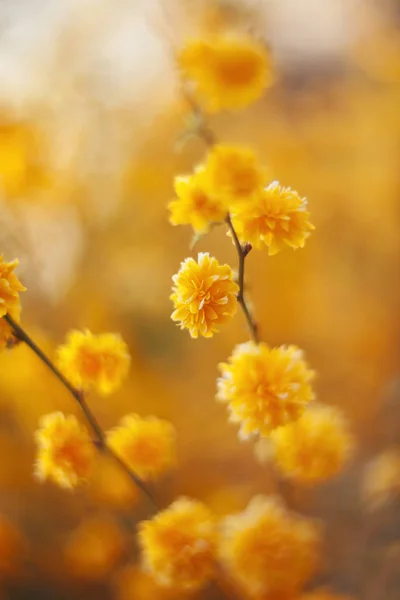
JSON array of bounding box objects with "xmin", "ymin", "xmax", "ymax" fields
[
  {"xmin": 138, "ymin": 497, "xmax": 216, "ymax": 591},
  {"xmin": 203, "ymin": 144, "xmax": 266, "ymax": 207},
  {"xmin": 107, "ymin": 414, "xmax": 176, "ymax": 481},
  {"xmin": 34, "ymin": 412, "xmax": 95, "ymax": 489},
  {"xmin": 217, "ymin": 342, "xmax": 315, "ymax": 439},
  {"xmin": 171, "ymin": 252, "xmax": 238, "ymax": 338},
  {"xmin": 0, "ymin": 255, "xmax": 26, "ymax": 350},
  {"xmin": 57, "ymin": 329, "xmax": 130, "ymax": 395},
  {"xmin": 231, "ymin": 181, "xmax": 314, "ymax": 255},
  {"xmin": 218, "ymin": 495, "xmax": 321, "ymax": 597},
  {"xmin": 168, "ymin": 169, "xmax": 227, "ymax": 234},
  {"xmin": 363, "ymin": 447, "xmax": 400, "ymax": 510},
  {"xmin": 270, "ymin": 405, "xmax": 354, "ymax": 484},
  {"xmin": 178, "ymin": 36, "xmax": 273, "ymax": 112}
]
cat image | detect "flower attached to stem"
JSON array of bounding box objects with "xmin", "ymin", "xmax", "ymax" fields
[
  {"xmin": 35, "ymin": 412, "xmax": 95, "ymax": 489},
  {"xmin": 168, "ymin": 169, "xmax": 227, "ymax": 234},
  {"xmin": 178, "ymin": 36, "xmax": 273, "ymax": 112},
  {"xmin": 218, "ymin": 495, "xmax": 322, "ymax": 597},
  {"xmin": 231, "ymin": 181, "xmax": 314, "ymax": 255},
  {"xmin": 217, "ymin": 341, "xmax": 315, "ymax": 439},
  {"xmin": 171, "ymin": 252, "xmax": 239, "ymax": 338},
  {"xmin": 107, "ymin": 414, "xmax": 176, "ymax": 481},
  {"xmin": 57, "ymin": 330, "xmax": 130, "ymax": 395},
  {"xmin": 138, "ymin": 497, "xmax": 217, "ymax": 591},
  {"xmin": 0, "ymin": 255, "xmax": 26, "ymax": 350}
]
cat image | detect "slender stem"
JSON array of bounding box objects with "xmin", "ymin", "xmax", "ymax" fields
[
  {"xmin": 4, "ymin": 313, "xmax": 158, "ymax": 508},
  {"xmin": 225, "ymin": 216, "xmax": 259, "ymax": 344}
]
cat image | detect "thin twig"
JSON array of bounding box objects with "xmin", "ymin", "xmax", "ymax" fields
[
  {"xmin": 225, "ymin": 216, "xmax": 259, "ymax": 344},
  {"xmin": 4, "ymin": 313, "xmax": 158, "ymax": 508}
]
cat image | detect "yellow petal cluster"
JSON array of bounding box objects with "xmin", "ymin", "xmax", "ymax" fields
[
  {"xmin": 0, "ymin": 255, "xmax": 26, "ymax": 350},
  {"xmin": 107, "ymin": 414, "xmax": 176, "ymax": 481},
  {"xmin": 171, "ymin": 252, "xmax": 238, "ymax": 338},
  {"xmin": 57, "ymin": 329, "xmax": 130, "ymax": 395},
  {"xmin": 231, "ymin": 181, "xmax": 314, "ymax": 255},
  {"xmin": 217, "ymin": 341, "xmax": 315, "ymax": 439},
  {"xmin": 218, "ymin": 495, "xmax": 321, "ymax": 597},
  {"xmin": 203, "ymin": 143, "xmax": 266, "ymax": 207},
  {"xmin": 270, "ymin": 405, "xmax": 354, "ymax": 484},
  {"xmin": 363, "ymin": 447, "xmax": 400, "ymax": 510},
  {"xmin": 34, "ymin": 412, "xmax": 95, "ymax": 489},
  {"xmin": 168, "ymin": 170, "xmax": 227, "ymax": 234},
  {"xmin": 178, "ymin": 36, "xmax": 273, "ymax": 112},
  {"xmin": 138, "ymin": 497, "xmax": 217, "ymax": 591}
]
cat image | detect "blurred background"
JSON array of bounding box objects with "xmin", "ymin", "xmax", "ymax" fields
[{"xmin": 0, "ymin": 0, "xmax": 399, "ymax": 598}]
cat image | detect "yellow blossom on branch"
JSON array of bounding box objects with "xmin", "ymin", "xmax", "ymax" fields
[
  {"xmin": 171, "ymin": 252, "xmax": 238, "ymax": 338},
  {"xmin": 107, "ymin": 414, "xmax": 176, "ymax": 481},
  {"xmin": 0, "ymin": 255, "xmax": 26, "ymax": 350},
  {"xmin": 270, "ymin": 404, "xmax": 354, "ymax": 484},
  {"xmin": 203, "ymin": 143, "xmax": 266, "ymax": 207},
  {"xmin": 178, "ymin": 36, "xmax": 273, "ymax": 112},
  {"xmin": 34, "ymin": 412, "xmax": 95, "ymax": 489},
  {"xmin": 138, "ymin": 497, "xmax": 217, "ymax": 591},
  {"xmin": 57, "ymin": 329, "xmax": 130, "ymax": 395},
  {"xmin": 217, "ymin": 341, "xmax": 315, "ymax": 439},
  {"xmin": 168, "ymin": 169, "xmax": 227, "ymax": 234},
  {"xmin": 218, "ymin": 495, "xmax": 322, "ymax": 598},
  {"xmin": 231, "ymin": 181, "xmax": 314, "ymax": 255}
]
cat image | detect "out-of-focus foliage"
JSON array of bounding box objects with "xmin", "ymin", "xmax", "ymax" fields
[{"xmin": 0, "ymin": 0, "xmax": 399, "ymax": 598}]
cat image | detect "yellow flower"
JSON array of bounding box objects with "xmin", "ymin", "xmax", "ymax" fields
[
  {"xmin": 171, "ymin": 252, "xmax": 238, "ymax": 338},
  {"xmin": 168, "ymin": 170, "xmax": 227, "ymax": 234},
  {"xmin": 57, "ymin": 329, "xmax": 130, "ymax": 395},
  {"xmin": 178, "ymin": 36, "xmax": 273, "ymax": 112},
  {"xmin": 107, "ymin": 414, "xmax": 176, "ymax": 481},
  {"xmin": 34, "ymin": 412, "xmax": 95, "ymax": 489},
  {"xmin": 270, "ymin": 405, "xmax": 354, "ymax": 484},
  {"xmin": 217, "ymin": 341, "xmax": 315, "ymax": 439},
  {"xmin": 138, "ymin": 497, "xmax": 217, "ymax": 591},
  {"xmin": 231, "ymin": 181, "xmax": 314, "ymax": 255},
  {"xmin": 218, "ymin": 495, "xmax": 321, "ymax": 597},
  {"xmin": 203, "ymin": 144, "xmax": 266, "ymax": 207},
  {"xmin": 0, "ymin": 255, "xmax": 26, "ymax": 350},
  {"xmin": 363, "ymin": 447, "xmax": 400, "ymax": 510}
]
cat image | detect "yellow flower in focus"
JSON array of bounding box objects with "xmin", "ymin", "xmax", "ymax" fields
[
  {"xmin": 168, "ymin": 170, "xmax": 227, "ymax": 234},
  {"xmin": 218, "ymin": 495, "xmax": 321, "ymax": 597},
  {"xmin": 107, "ymin": 414, "xmax": 176, "ymax": 481},
  {"xmin": 231, "ymin": 181, "xmax": 314, "ymax": 255},
  {"xmin": 0, "ymin": 255, "xmax": 26, "ymax": 350},
  {"xmin": 178, "ymin": 36, "xmax": 273, "ymax": 112},
  {"xmin": 138, "ymin": 497, "xmax": 217, "ymax": 591},
  {"xmin": 217, "ymin": 342, "xmax": 315, "ymax": 439},
  {"xmin": 34, "ymin": 412, "xmax": 95, "ymax": 489},
  {"xmin": 203, "ymin": 144, "xmax": 266, "ymax": 207},
  {"xmin": 57, "ymin": 329, "xmax": 130, "ymax": 395},
  {"xmin": 363, "ymin": 447, "xmax": 400, "ymax": 510},
  {"xmin": 270, "ymin": 405, "xmax": 354, "ymax": 484},
  {"xmin": 171, "ymin": 252, "xmax": 238, "ymax": 338},
  {"xmin": 300, "ymin": 589, "xmax": 354, "ymax": 600}
]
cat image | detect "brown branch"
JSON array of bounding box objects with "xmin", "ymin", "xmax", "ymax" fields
[
  {"xmin": 4, "ymin": 313, "xmax": 158, "ymax": 509},
  {"xmin": 225, "ymin": 216, "xmax": 260, "ymax": 344}
]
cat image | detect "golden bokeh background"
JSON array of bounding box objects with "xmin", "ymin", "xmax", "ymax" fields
[{"xmin": 0, "ymin": 0, "xmax": 399, "ymax": 598}]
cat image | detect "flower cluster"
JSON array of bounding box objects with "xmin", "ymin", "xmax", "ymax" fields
[
  {"xmin": 217, "ymin": 341, "xmax": 315, "ymax": 439},
  {"xmin": 138, "ymin": 497, "xmax": 217, "ymax": 591},
  {"xmin": 269, "ymin": 404, "xmax": 354, "ymax": 484},
  {"xmin": 34, "ymin": 412, "xmax": 95, "ymax": 489},
  {"xmin": 0, "ymin": 255, "xmax": 26, "ymax": 350},
  {"xmin": 171, "ymin": 252, "xmax": 238, "ymax": 338},
  {"xmin": 57, "ymin": 329, "xmax": 130, "ymax": 395}
]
